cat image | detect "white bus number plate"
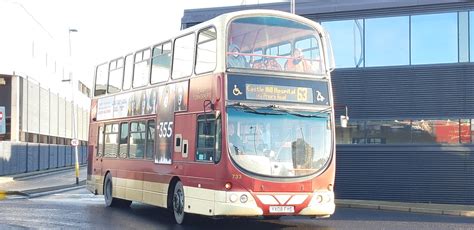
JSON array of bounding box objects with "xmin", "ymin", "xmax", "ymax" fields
[{"xmin": 269, "ymin": 206, "xmax": 295, "ymax": 213}]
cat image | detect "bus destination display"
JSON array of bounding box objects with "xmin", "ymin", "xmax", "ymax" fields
[
  {"xmin": 245, "ymin": 84, "xmax": 313, "ymax": 103},
  {"xmin": 228, "ymin": 74, "xmax": 329, "ymax": 105}
]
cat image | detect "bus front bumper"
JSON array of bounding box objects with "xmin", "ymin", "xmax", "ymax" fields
[
  {"xmin": 213, "ymin": 191, "xmax": 335, "ymax": 217},
  {"xmin": 299, "ymin": 202, "xmax": 335, "ymax": 216}
]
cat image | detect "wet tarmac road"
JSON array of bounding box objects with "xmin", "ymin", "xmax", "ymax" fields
[{"xmin": 0, "ymin": 188, "xmax": 473, "ymax": 229}]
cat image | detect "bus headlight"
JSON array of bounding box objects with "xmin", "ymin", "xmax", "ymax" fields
[
  {"xmin": 240, "ymin": 194, "xmax": 248, "ymax": 203},
  {"xmin": 229, "ymin": 194, "xmax": 238, "ymax": 203},
  {"xmin": 309, "ymin": 191, "xmax": 334, "ymax": 206},
  {"xmin": 315, "ymin": 195, "xmax": 324, "ymax": 203}
]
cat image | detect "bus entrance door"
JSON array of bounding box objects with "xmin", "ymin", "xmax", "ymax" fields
[{"xmin": 94, "ymin": 125, "xmax": 104, "ymax": 193}]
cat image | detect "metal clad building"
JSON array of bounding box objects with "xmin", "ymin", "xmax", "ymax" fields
[{"xmin": 182, "ymin": 0, "xmax": 474, "ymax": 205}]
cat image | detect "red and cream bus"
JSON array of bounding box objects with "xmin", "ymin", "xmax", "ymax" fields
[{"xmin": 87, "ymin": 9, "xmax": 336, "ymax": 224}]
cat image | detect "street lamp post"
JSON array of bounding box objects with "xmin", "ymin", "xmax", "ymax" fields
[
  {"xmin": 67, "ymin": 28, "xmax": 80, "ymax": 185},
  {"xmin": 290, "ymin": 0, "xmax": 295, "ymax": 14}
]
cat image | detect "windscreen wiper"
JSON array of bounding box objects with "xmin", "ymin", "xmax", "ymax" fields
[
  {"xmin": 264, "ymin": 104, "xmax": 331, "ymax": 118},
  {"xmin": 229, "ymin": 102, "xmax": 284, "ymax": 116},
  {"xmin": 230, "ymin": 103, "xmax": 330, "ymax": 118}
]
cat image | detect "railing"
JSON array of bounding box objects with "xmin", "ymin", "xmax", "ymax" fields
[{"xmin": 0, "ymin": 142, "xmax": 88, "ymax": 176}]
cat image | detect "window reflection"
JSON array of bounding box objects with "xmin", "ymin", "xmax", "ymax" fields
[
  {"xmin": 320, "ymin": 11, "xmax": 472, "ymax": 68},
  {"xmin": 412, "ymin": 120, "xmax": 459, "ymax": 144},
  {"xmin": 337, "ymin": 119, "xmax": 472, "ymax": 145},
  {"xmin": 129, "ymin": 121, "xmax": 146, "ymax": 158},
  {"xmin": 411, "ymin": 13, "xmax": 458, "ymax": 65},
  {"xmin": 459, "ymin": 12, "xmax": 469, "ymax": 63},
  {"xmin": 151, "ymin": 42, "xmax": 171, "ymax": 84},
  {"xmin": 133, "ymin": 49, "xmax": 151, "ymax": 88},
  {"xmin": 172, "ymin": 34, "xmax": 195, "ymax": 79},
  {"xmin": 228, "ymin": 16, "xmax": 324, "ymax": 74},
  {"xmin": 104, "ymin": 124, "xmax": 119, "ymax": 157},
  {"xmin": 365, "ymin": 16, "xmax": 409, "ymax": 67},
  {"xmin": 470, "ymin": 11, "xmax": 474, "ymax": 62},
  {"xmin": 94, "ymin": 64, "xmax": 108, "ymax": 97},
  {"xmin": 196, "ymin": 27, "xmax": 217, "ymax": 74},
  {"xmin": 322, "ymin": 19, "xmax": 364, "ymax": 68},
  {"xmin": 123, "ymin": 54, "xmax": 133, "ymax": 90},
  {"xmin": 336, "ymin": 120, "xmax": 366, "ymax": 144},
  {"xmin": 460, "ymin": 119, "xmax": 470, "ymax": 144},
  {"xmin": 108, "ymin": 58, "xmax": 124, "ymax": 94},
  {"xmin": 119, "ymin": 123, "xmax": 128, "ymax": 158}
]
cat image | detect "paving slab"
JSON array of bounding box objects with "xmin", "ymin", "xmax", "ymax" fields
[
  {"xmin": 337, "ymin": 199, "xmax": 474, "ymax": 217},
  {"xmin": 0, "ymin": 166, "xmax": 87, "ymax": 198}
]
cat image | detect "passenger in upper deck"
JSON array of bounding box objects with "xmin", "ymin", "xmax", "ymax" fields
[
  {"xmin": 227, "ymin": 44, "xmax": 250, "ymax": 68},
  {"xmin": 285, "ymin": 49, "xmax": 312, "ymax": 73},
  {"xmin": 252, "ymin": 57, "xmax": 282, "ymax": 71}
]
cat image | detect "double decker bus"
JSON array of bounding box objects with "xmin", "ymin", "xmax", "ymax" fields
[{"xmin": 87, "ymin": 10, "xmax": 336, "ymax": 224}]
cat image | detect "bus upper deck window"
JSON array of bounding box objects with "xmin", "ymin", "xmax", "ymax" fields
[
  {"xmin": 108, "ymin": 58, "xmax": 124, "ymax": 94},
  {"xmin": 133, "ymin": 48, "xmax": 151, "ymax": 88},
  {"xmin": 94, "ymin": 63, "xmax": 108, "ymax": 97},
  {"xmin": 228, "ymin": 16, "xmax": 325, "ymax": 75},
  {"xmin": 151, "ymin": 42, "xmax": 172, "ymax": 84},
  {"xmin": 172, "ymin": 33, "xmax": 195, "ymax": 79},
  {"xmin": 196, "ymin": 27, "xmax": 217, "ymax": 74},
  {"xmin": 123, "ymin": 54, "xmax": 133, "ymax": 90}
]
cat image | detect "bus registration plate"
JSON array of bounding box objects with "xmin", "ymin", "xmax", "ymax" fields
[{"xmin": 269, "ymin": 206, "xmax": 295, "ymax": 213}]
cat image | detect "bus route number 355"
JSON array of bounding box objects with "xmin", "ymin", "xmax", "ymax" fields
[{"xmin": 158, "ymin": 121, "xmax": 173, "ymax": 138}]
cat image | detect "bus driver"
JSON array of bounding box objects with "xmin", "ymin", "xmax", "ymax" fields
[{"xmin": 228, "ymin": 122, "xmax": 244, "ymax": 154}]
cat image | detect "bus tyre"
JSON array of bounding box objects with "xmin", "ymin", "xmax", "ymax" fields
[
  {"xmin": 104, "ymin": 173, "xmax": 131, "ymax": 208},
  {"xmin": 172, "ymin": 181, "xmax": 185, "ymax": 224}
]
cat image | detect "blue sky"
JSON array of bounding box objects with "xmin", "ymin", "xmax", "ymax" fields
[{"xmin": 3, "ymin": 0, "xmax": 286, "ymax": 87}]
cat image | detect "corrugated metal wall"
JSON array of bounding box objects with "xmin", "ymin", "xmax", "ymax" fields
[
  {"xmin": 336, "ymin": 145, "xmax": 474, "ymax": 205},
  {"xmin": 332, "ymin": 64, "xmax": 474, "ymax": 205},
  {"xmin": 332, "ymin": 64, "xmax": 474, "ymax": 119}
]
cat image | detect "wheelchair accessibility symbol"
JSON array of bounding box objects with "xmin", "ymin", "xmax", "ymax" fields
[
  {"xmin": 233, "ymin": 85, "xmax": 243, "ymax": 96},
  {"xmin": 316, "ymin": 90, "xmax": 325, "ymax": 102}
]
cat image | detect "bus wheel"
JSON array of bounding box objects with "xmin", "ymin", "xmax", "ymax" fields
[
  {"xmin": 104, "ymin": 173, "xmax": 131, "ymax": 208},
  {"xmin": 172, "ymin": 181, "xmax": 185, "ymax": 224}
]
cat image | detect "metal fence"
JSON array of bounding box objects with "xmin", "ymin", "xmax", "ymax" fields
[{"xmin": 0, "ymin": 141, "xmax": 87, "ymax": 176}]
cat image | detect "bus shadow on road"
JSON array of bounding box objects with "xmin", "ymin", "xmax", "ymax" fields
[{"xmin": 107, "ymin": 203, "xmax": 335, "ymax": 230}]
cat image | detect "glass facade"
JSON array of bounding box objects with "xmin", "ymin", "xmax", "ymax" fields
[
  {"xmin": 459, "ymin": 12, "xmax": 469, "ymax": 62},
  {"xmin": 323, "ymin": 11, "xmax": 473, "ymax": 68},
  {"xmin": 411, "ymin": 13, "xmax": 458, "ymax": 65},
  {"xmin": 365, "ymin": 16, "xmax": 409, "ymax": 67},
  {"xmin": 322, "ymin": 19, "xmax": 364, "ymax": 68},
  {"xmin": 470, "ymin": 11, "xmax": 474, "ymax": 62},
  {"xmin": 337, "ymin": 119, "xmax": 473, "ymax": 145}
]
